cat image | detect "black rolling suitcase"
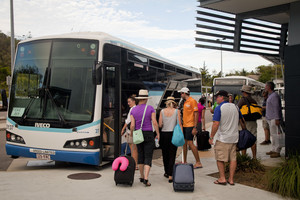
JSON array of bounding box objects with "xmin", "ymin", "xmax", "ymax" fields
[
  {"xmin": 197, "ymin": 131, "xmax": 211, "ymax": 150},
  {"xmin": 173, "ymin": 163, "xmax": 194, "ymax": 192},
  {"xmin": 114, "ymin": 156, "xmax": 136, "ymax": 186}
]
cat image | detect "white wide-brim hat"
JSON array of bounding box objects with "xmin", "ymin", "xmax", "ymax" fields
[{"xmin": 135, "ymin": 89, "xmax": 151, "ymax": 99}]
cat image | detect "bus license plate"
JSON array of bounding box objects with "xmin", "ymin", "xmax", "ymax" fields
[{"xmin": 36, "ymin": 154, "xmax": 51, "ymax": 160}]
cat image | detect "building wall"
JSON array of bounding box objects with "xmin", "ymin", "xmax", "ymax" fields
[
  {"xmin": 285, "ymin": 1, "xmax": 300, "ymax": 154},
  {"xmin": 288, "ymin": 2, "xmax": 300, "ymax": 46}
]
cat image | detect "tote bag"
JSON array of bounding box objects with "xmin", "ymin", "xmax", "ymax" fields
[
  {"xmin": 133, "ymin": 106, "xmax": 147, "ymax": 144},
  {"xmin": 171, "ymin": 109, "xmax": 185, "ymax": 147}
]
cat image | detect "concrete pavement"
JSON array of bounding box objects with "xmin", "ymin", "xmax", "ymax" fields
[{"xmin": 0, "ymin": 110, "xmax": 285, "ymax": 200}]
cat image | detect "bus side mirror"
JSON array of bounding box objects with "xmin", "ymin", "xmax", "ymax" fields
[{"xmin": 93, "ymin": 61, "xmax": 102, "ymax": 85}]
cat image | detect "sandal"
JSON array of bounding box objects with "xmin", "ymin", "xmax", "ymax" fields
[
  {"xmin": 227, "ymin": 180, "xmax": 235, "ymax": 186},
  {"xmin": 139, "ymin": 178, "xmax": 144, "ymax": 182},
  {"xmin": 214, "ymin": 180, "xmax": 227, "ymax": 185},
  {"xmin": 143, "ymin": 179, "xmax": 151, "ymax": 187}
]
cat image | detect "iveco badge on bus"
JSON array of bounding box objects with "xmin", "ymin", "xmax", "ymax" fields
[{"xmin": 35, "ymin": 123, "xmax": 50, "ymax": 128}]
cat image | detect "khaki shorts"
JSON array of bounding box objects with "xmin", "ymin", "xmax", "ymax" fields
[
  {"xmin": 214, "ymin": 140, "xmax": 237, "ymax": 162},
  {"xmin": 262, "ymin": 117, "xmax": 269, "ymax": 129}
]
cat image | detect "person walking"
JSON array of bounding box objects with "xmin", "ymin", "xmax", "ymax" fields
[
  {"xmin": 197, "ymin": 97, "xmax": 206, "ymax": 132},
  {"xmin": 121, "ymin": 96, "xmax": 138, "ymax": 168},
  {"xmin": 178, "ymin": 87, "xmax": 203, "ymax": 169},
  {"xmin": 265, "ymin": 82, "xmax": 283, "ymax": 158},
  {"xmin": 130, "ymin": 89, "xmax": 160, "ymax": 187},
  {"xmin": 209, "ymin": 90, "xmax": 245, "ymax": 185},
  {"xmin": 237, "ymin": 85, "xmax": 258, "ymax": 159},
  {"xmin": 260, "ymin": 90, "xmax": 271, "ymax": 145},
  {"xmin": 158, "ymin": 96, "xmax": 182, "ymax": 183}
]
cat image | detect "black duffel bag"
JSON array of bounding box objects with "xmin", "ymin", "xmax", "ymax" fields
[{"xmin": 237, "ymin": 129, "xmax": 256, "ymax": 150}]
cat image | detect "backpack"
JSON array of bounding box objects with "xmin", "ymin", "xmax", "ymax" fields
[{"xmin": 240, "ymin": 97, "xmax": 262, "ymax": 121}]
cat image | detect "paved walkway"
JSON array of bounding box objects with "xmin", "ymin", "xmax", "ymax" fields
[
  {"xmin": 0, "ymin": 111, "xmax": 6, "ymax": 130},
  {"xmin": 0, "ymin": 111, "xmax": 285, "ymax": 200}
]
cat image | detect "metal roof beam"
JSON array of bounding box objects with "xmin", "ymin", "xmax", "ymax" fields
[{"xmin": 237, "ymin": 3, "xmax": 290, "ymax": 19}]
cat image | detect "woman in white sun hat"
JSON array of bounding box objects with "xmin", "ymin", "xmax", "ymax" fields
[{"xmin": 130, "ymin": 89, "xmax": 160, "ymax": 187}]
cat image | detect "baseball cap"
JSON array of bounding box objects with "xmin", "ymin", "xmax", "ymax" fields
[
  {"xmin": 178, "ymin": 87, "xmax": 190, "ymax": 94},
  {"xmin": 215, "ymin": 90, "xmax": 229, "ymax": 97}
]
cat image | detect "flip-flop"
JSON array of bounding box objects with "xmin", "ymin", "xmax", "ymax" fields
[
  {"xmin": 227, "ymin": 180, "xmax": 235, "ymax": 186},
  {"xmin": 214, "ymin": 180, "xmax": 227, "ymax": 185}
]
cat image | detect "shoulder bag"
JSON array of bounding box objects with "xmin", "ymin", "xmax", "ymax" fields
[
  {"xmin": 171, "ymin": 109, "xmax": 185, "ymax": 147},
  {"xmin": 240, "ymin": 97, "xmax": 262, "ymax": 121},
  {"xmin": 133, "ymin": 105, "xmax": 147, "ymax": 144},
  {"xmin": 237, "ymin": 129, "xmax": 257, "ymax": 150}
]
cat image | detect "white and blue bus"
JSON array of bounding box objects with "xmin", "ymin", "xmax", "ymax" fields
[
  {"xmin": 6, "ymin": 32, "xmax": 200, "ymax": 166},
  {"xmin": 212, "ymin": 76, "xmax": 265, "ymax": 105}
]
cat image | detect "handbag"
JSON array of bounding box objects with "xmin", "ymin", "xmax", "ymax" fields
[
  {"xmin": 237, "ymin": 129, "xmax": 256, "ymax": 150},
  {"xmin": 133, "ymin": 105, "xmax": 147, "ymax": 144},
  {"xmin": 171, "ymin": 109, "xmax": 185, "ymax": 147},
  {"xmin": 277, "ymin": 124, "xmax": 285, "ymax": 148},
  {"xmin": 197, "ymin": 130, "xmax": 211, "ymax": 150}
]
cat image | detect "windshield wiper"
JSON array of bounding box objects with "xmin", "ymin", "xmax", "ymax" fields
[
  {"xmin": 21, "ymin": 96, "xmax": 37, "ymax": 122},
  {"xmin": 45, "ymin": 88, "xmax": 67, "ymax": 126}
]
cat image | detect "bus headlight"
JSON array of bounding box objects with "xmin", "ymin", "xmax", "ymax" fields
[
  {"xmin": 11, "ymin": 135, "xmax": 16, "ymax": 141},
  {"xmin": 6, "ymin": 131, "xmax": 26, "ymax": 144},
  {"xmin": 81, "ymin": 140, "xmax": 88, "ymax": 148},
  {"xmin": 63, "ymin": 136, "xmax": 100, "ymax": 149}
]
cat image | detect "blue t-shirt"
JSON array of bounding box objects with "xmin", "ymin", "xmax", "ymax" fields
[{"xmin": 213, "ymin": 101, "xmax": 242, "ymax": 122}]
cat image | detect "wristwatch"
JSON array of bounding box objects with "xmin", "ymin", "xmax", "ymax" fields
[{"xmin": 209, "ymin": 137, "xmax": 213, "ymax": 140}]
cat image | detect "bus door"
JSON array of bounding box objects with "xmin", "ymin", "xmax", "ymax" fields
[{"xmin": 101, "ymin": 63, "xmax": 121, "ymax": 162}]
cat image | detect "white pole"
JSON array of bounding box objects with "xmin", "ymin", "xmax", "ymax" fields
[
  {"xmin": 221, "ymin": 43, "xmax": 223, "ymax": 77},
  {"xmin": 10, "ymin": 0, "xmax": 15, "ymax": 76}
]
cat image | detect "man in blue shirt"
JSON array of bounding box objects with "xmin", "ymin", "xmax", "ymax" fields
[{"xmin": 209, "ymin": 90, "xmax": 245, "ymax": 185}]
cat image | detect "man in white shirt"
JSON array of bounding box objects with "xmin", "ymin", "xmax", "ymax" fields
[{"xmin": 209, "ymin": 90, "xmax": 245, "ymax": 185}]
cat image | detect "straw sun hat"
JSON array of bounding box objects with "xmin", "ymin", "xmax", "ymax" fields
[
  {"xmin": 165, "ymin": 96, "xmax": 177, "ymax": 106},
  {"xmin": 135, "ymin": 89, "xmax": 151, "ymax": 99}
]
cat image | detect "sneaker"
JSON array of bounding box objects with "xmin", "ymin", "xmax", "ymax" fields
[
  {"xmin": 266, "ymin": 151, "xmax": 275, "ymax": 155},
  {"xmin": 270, "ymin": 152, "xmax": 280, "ymax": 158},
  {"xmin": 260, "ymin": 140, "xmax": 271, "ymax": 145}
]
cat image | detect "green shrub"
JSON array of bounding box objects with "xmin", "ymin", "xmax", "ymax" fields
[
  {"xmin": 267, "ymin": 154, "xmax": 300, "ymax": 199},
  {"xmin": 225, "ymin": 153, "xmax": 265, "ymax": 173}
]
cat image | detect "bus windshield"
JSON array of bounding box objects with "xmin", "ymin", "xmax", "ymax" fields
[{"xmin": 9, "ymin": 39, "xmax": 98, "ymax": 127}]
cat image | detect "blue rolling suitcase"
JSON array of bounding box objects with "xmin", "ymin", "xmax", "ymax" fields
[{"xmin": 173, "ymin": 163, "xmax": 194, "ymax": 192}]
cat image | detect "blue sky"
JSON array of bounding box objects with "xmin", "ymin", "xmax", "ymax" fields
[{"xmin": 0, "ymin": 0, "xmax": 272, "ymax": 75}]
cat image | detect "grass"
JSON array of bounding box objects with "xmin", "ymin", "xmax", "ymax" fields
[{"xmin": 267, "ymin": 154, "xmax": 300, "ymax": 199}]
